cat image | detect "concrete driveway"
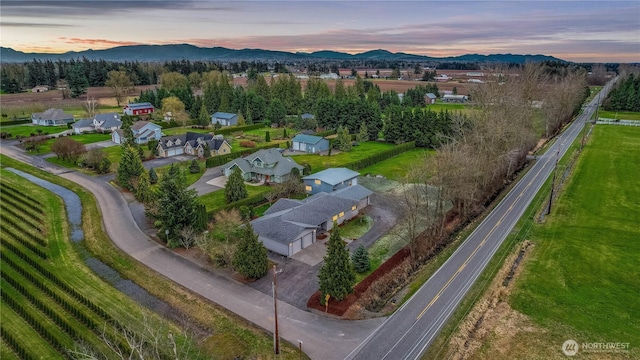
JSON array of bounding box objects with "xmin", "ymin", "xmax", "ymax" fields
[{"xmin": 188, "ymin": 166, "xmax": 225, "ymax": 196}]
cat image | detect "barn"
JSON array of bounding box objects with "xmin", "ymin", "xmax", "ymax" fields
[{"xmin": 123, "ymin": 102, "xmax": 155, "ymax": 116}]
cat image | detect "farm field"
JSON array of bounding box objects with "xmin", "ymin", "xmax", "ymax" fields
[
  {"xmin": 0, "ymin": 168, "xmax": 204, "ymax": 359},
  {"xmin": 460, "ymin": 126, "xmax": 640, "ymax": 359},
  {"xmin": 291, "ymin": 141, "xmax": 396, "ymax": 173}
]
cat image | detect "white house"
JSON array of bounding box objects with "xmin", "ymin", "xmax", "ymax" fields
[
  {"xmin": 112, "ymin": 120, "xmax": 162, "ymax": 144},
  {"xmin": 31, "ymin": 108, "xmax": 74, "ymax": 126},
  {"xmin": 72, "ymin": 113, "xmax": 122, "ymax": 134}
]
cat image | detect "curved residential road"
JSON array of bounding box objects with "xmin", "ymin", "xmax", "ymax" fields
[
  {"xmin": 0, "ymin": 145, "xmax": 384, "ymax": 360},
  {"xmin": 347, "ymin": 80, "xmax": 617, "ymax": 360}
]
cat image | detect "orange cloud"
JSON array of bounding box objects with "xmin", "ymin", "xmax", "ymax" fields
[{"xmin": 58, "ymin": 37, "xmax": 143, "ymax": 48}]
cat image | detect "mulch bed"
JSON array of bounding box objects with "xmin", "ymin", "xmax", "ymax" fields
[{"xmin": 306, "ymin": 248, "xmax": 410, "ymax": 317}]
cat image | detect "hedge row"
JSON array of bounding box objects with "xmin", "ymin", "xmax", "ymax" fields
[
  {"xmin": 2, "ymin": 227, "xmax": 47, "ymax": 259},
  {"xmin": 314, "ymin": 129, "xmax": 337, "ymax": 138},
  {"xmin": 205, "ymin": 142, "xmax": 281, "ymax": 168},
  {"xmin": 209, "ymin": 191, "xmax": 270, "ymax": 217},
  {"xmin": 0, "ymin": 201, "xmax": 43, "ymax": 233},
  {"xmin": 0, "ymin": 119, "xmax": 32, "ymax": 126},
  {"xmin": 343, "ymin": 141, "xmax": 416, "ymax": 171}
]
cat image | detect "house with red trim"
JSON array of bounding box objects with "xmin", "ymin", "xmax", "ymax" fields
[{"xmin": 123, "ymin": 102, "xmax": 155, "ymax": 116}]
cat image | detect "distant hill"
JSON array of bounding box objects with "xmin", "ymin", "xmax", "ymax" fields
[{"xmin": 0, "ymin": 44, "xmax": 565, "ymax": 63}]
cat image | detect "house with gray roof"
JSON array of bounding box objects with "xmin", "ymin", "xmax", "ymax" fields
[
  {"xmin": 291, "ymin": 134, "xmax": 330, "ymax": 153},
  {"xmin": 211, "ymin": 112, "xmax": 238, "ymax": 127},
  {"xmin": 112, "ymin": 120, "xmax": 162, "ymax": 144},
  {"xmin": 72, "ymin": 112, "xmax": 122, "ymax": 134},
  {"xmin": 251, "ymin": 184, "xmax": 372, "ymax": 256},
  {"xmin": 223, "ymin": 148, "xmax": 303, "ymax": 184},
  {"xmin": 425, "ymin": 92, "xmax": 437, "ymax": 104},
  {"xmin": 156, "ymin": 132, "xmax": 232, "ymax": 158},
  {"xmin": 302, "ymin": 167, "xmax": 360, "ymax": 194},
  {"xmin": 31, "ymin": 108, "xmax": 74, "ymax": 126}
]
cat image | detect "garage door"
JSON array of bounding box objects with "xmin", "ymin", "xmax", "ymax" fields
[
  {"xmin": 291, "ymin": 239, "xmax": 302, "ymax": 255},
  {"xmin": 301, "ymin": 232, "xmax": 314, "ymax": 248}
]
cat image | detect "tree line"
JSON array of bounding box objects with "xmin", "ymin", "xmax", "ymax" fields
[{"xmin": 603, "ymin": 73, "xmax": 640, "ymax": 112}]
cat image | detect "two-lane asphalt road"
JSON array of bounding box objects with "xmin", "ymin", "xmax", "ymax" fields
[{"xmin": 347, "ymin": 79, "xmax": 616, "ymax": 360}]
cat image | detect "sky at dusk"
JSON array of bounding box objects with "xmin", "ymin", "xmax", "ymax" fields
[{"xmin": 1, "ymin": 1, "xmax": 639, "ymax": 63}]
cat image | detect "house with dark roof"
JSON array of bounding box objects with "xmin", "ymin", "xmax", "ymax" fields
[
  {"xmin": 111, "ymin": 120, "xmax": 162, "ymax": 144},
  {"xmin": 211, "ymin": 112, "xmax": 238, "ymax": 127},
  {"xmin": 72, "ymin": 113, "xmax": 122, "ymax": 134},
  {"xmin": 123, "ymin": 102, "xmax": 155, "ymax": 116},
  {"xmin": 302, "ymin": 167, "xmax": 360, "ymax": 194},
  {"xmin": 156, "ymin": 132, "xmax": 232, "ymax": 158},
  {"xmin": 223, "ymin": 148, "xmax": 303, "ymax": 184},
  {"xmin": 291, "ymin": 134, "xmax": 330, "ymax": 153},
  {"xmin": 251, "ymin": 184, "xmax": 373, "ymax": 256},
  {"xmin": 31, "ymin": 108, "xmax": 74, "ymax": 126}
]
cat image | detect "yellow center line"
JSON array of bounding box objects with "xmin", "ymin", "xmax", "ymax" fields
[{"xmin": 415, "ymin": 155, "xmax": 554, "ymax": 320}]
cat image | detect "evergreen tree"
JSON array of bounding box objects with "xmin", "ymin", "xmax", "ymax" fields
[
  {"xmin": 282, "ymin": 127, "xmax": 288, "ymax": 138},
  {"xmin": 265, "ymin": 130, "xmax": 271, "ymax": 142},
  {"xmin": 232, "ymin": 223, "xmax": 269, "ymax": 279},
  {"xmin": 148, "ymin": 167, "xmax": 158, "ymax": 184},
  {"xmin": 357, "ymin": 121, "xmax": 369, "ymax": 142},
  {"xmin": 267, "ymin": 98, "xmax": 286, "ymax": 126},
  {"xmin": 117, "ymin": 145, "xmax": 144, "ymax": 191},
  {"xmin": 197, "ymin": 104, "xmax": 210, "ymax": 126},
  {"xmin": 157, "ymin": 164, "xmax": 201, "ymax": 247},
  {"xmin": 318, "ymin": 224, "xmax": 355, "ymax": 302},
  {"xmin": 351, "ymin": 245, "xmax": 370, "ymax": 273},
  {"xmin": 67, "ymin": 64, "xmax": 89, "ymax": 98},
  {"xmin": 335, "ymin": 126, "xmax": 352, "ymax": 152},
  {"xmin": 189, "ymin": 159, "xmax": 201, "ymax": 173},
  {"xmin": 136, "ymin": 171, "xmax": 154, "ymax": 203},
  {"xmin": 225, "ymin": 168, "xmax": 248, "ymax": 203}
]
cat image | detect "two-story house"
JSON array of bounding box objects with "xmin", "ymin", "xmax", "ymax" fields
[
  {"xmin": 302, "ymin": 167, "xmax": 360, "ymax": 195},
  {"xmin": 111, "ymin": 120, "xmax": 162, "ymax": 144}
]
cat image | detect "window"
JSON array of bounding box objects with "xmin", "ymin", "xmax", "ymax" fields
[
  {"xmin": 315, "ymin": 179, "xmax": 321, "ymax": 185},
  {"xmin": 352, "ymin": 205, "xmax": 356, "ymax": 211},
  {"xmin": 305, "ymin": 185, "xmax": 312, "ymax": 192},
  {"xmin": 332, "ymin": 215, "xmax": 338, "ymax": 221},
  {"xmin": 339, "ymin": 212, "xmax": 344, "ymax": 218}
]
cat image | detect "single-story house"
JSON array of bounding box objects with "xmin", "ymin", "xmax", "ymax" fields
[
  {"xmin": 223, "ymin": 148, "xmax": 304, "ymax": 184},
  {"xmin": 425, "ymin": 93, "xmax": 437, "ymax": 104},
  {"xmin": 211, "ymin": 112, "xmax": 238, "ymax": 127},
  {"xmin": 291, "ymin": 134, "xmax": 330, "ymax": 154},
  {"xmin": 72, "ymin": 113, "xmax": 122, "ymax": 134},
  {"xmin": 123, "ymin": 102, "xmax": 155, "ymax": 116},
  {"xmin": 31, "ymin": 108, "xmax": 74, "ymax": 126},
  {"xmin": 302, "ymin": 167, "xmax": 360, "ymax": 194},
  {"xmin": 251, "ymin": 184, "xmax": 372, "ymax": 256},
  {"xmin": 442, "ymin": 94, "xmax": 469, "ymax": 103},
  {"xmin": 112, "ymin": 120, "xmax": 162, "ymax": 144},
  {"xmin": 156, "ymin": 132, "xmax": 232, "ymax": 158}
]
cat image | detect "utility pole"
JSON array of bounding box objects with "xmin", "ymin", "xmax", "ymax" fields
[
  {"xmin": 546, "ymin": 149, "xmax": 560, "ymax": 215},
  {"xmin": 272, "ymin": 265, "xmax": 283, "ymax": 355}
]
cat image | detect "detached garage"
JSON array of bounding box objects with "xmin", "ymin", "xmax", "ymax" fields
[{"xmin": 291, "ymin": 134, "xmax": 330, "ymax": 154}]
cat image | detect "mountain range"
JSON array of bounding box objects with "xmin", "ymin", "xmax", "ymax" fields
[{"xmin": 0, "ymin": 44, "xmax": 565, "ymax": 63}]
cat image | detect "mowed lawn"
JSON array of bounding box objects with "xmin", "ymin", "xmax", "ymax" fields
[
  {"xmin": 0, "ymin": 124, "xmax": 68, "ymax": 137},
  {"xmin": 510, "ymin": 126, "xmax": 640, "ymax": 348},
  {"xmin": 597, "ymin": 109, "xmax": 640, "ymax": 121},
  {"xmin": 291, "ymin": 141, "xmax": 396, "ymax": 173},
  {"xmin": 198, "ymin": 184, "xmax": 269, "ymax": 212},
  {"xmin": 359, "ymin": 148, "xmax": 433, "ymax": 180}
]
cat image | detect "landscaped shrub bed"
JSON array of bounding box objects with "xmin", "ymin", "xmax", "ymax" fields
[{"xmin": 307, "ymin": 248, "xmax": 410, "ymax": 316}]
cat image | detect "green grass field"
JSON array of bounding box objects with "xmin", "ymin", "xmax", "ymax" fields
[
  {"xmin": 510, "ymin": 126, "xmax": 640, "ymax": 350},
  {"xmin": 426, "ymin": 102, "xmax": 469, "ymax": 112},
  {"xmin": 291, "ymin": 141, "xmax": 396, "ymax": 173},
  {"xmin": 198, "ymin": 185, "xmax": 270, "ymax": 212},
  {"xmin": 0, "ymin": 124, "xmax": 68, "ymax": 138},
  {"xmin": 596, "ymin": 109, "xmax": 640, "ymax": 120},
  {"xmin": 35, "ymin": 133, "xmax": 112, "ymax": 154},
  {"xmin": 359, "ymin": 148, "xmax": 433, "ymax": 180}
]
